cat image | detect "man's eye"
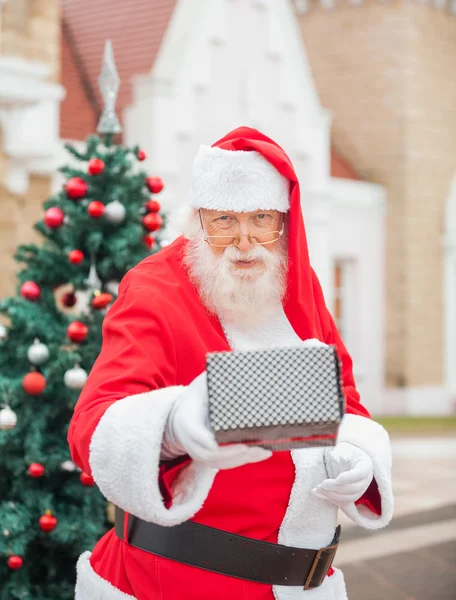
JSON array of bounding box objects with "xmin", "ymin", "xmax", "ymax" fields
[
  {"xmin": 217, "ymin": 216, "xmax": 231, "ymax": 222},
  {"xmin": 256, "ymin": 214, "xmax": 270, "ymax": 220}
]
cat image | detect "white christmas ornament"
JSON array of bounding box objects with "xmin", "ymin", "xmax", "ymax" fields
[
  {"xmin": 61, "ymin": 460, "xmax": 77, "ymax": 472},
  {"xmin": 27, "ymin": 338, "xmax": 49, "ymax": 365},
  {"xmin": 0, "ymin": 324, "xmax": 7, "ymax": 341},
  {"xmin": 104, "ymin": 200, "xmax": 126, "ymax": 224},
  {"xmin": 0, "ymin": 406, "xmax": 17, "ymax": 430},
  {"xmin": 64, "ymin": 365, "xmax": 88, "ymax": 390}
]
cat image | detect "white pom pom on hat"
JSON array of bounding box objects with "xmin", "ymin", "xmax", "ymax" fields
[{"xmin": 187, "ymin": 145, "xmax": 290, "ymax": 213}]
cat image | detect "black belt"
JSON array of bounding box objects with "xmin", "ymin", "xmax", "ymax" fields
[{"xmin": 115, "ymin": 506, "xmax": 340, "ymax": 590}]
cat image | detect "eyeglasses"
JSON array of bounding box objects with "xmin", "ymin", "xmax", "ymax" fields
[
  {"xmin": 199, "ymin": 211, "xmax": 284, "ymax": 248},
  {"xmin": 204, "ymin": 230, "xmax": 284, "ymax": 248}
]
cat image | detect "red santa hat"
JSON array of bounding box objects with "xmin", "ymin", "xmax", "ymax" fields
[{"xmin": 187, "ymin": 145, "xmax": 290, "ymax": 213}]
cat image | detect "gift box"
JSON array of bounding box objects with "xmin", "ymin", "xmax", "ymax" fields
[{"xmin": 206, "ymin": 345, "xmax": 345, "ymax": 451}]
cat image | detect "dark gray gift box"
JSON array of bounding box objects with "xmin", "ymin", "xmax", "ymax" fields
[{"xmin": 206, "ymin": 345, "xmax": 345, "ymax": 451}]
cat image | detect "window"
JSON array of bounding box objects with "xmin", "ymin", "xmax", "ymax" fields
[{"xmin": 333, "ymin": 259, "xmax": 357, "ymax": 353}]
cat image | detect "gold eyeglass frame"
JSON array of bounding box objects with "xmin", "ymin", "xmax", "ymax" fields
[{"xmin": 198, "ymin": 210, "xmax": 284, "ymax": 248}]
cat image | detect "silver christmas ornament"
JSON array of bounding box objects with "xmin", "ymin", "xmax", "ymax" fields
[
  {"xmin": 64, "ymin": 365, "xmax": 88, "ymax": 390},
  {"xmin": 0, "ymin": 324, "xmax": 7, "ymax": 341},
  {"xmin": 3, "ymin": 530, "xmax": 10, "ymax": 537},
  {"xmin": 27, "ymin": 338, "xmax": 49, "ymax": 365},
  {"xmin": 61, "ymin": 460, "xmax": 77, "ymax": 472},
  {"xmin": 104, "ymin": 200, "xmax": 126, "ymax": 224},
  {"xmin": 0, "ymin": 406, "xmax": 17, "ymax": 430},
  {"xmin": 97, "ymin": 40, "xmax": 122, "ymax": 134}
]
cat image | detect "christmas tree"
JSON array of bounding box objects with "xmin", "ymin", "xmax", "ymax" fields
[{"xmin": 0, "ymin": 42, "xmax": 165, "ymax": 599}]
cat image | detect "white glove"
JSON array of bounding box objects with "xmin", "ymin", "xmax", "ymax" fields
[
  {"xmin": 311, "ymin": 442, "xmax": 373, "ymax": 507},
  {"xmin": 162, "ymin": 372, "xmax": 272, "ymax": 470}
]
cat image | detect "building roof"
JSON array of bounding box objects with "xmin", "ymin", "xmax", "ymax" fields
[
  {"xmin": 60, "ymin": 0, "xmax": 359, "ymax": 181},
  {"xmin": 60, "ymin": 22, "xmax": 98, "ymax": 140},
  {"xmin": 60, "ymin": 0, "xmax": 177, "ymax": 140}
]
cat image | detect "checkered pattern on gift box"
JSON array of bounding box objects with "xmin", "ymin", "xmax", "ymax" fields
[{"xmin": 206, "ymin": 345, "xmax": 345, "ymax": 450}]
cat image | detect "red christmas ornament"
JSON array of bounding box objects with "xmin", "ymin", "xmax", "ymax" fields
[
  {"xmin": 44, "ymin": 207, "xmax": 65, "ymax": 229},
  {"xmin": 137, "ymin": 149, "xmax": 147, "ymax": 161},
  {"xmin": 88, "ymin": 201, "xmax": 105, "ymax": 218},
  {"xmin": 39, "ymin": 511, "xmax": 57, "ymax": 533},
  {"xmin": 145, "ymin": 176, "xmax": 164, "ymax": 194},
  {"xmin": 28, "ymin": 463, "xmax": 45, "ymax": 478},
  {"xmin": 143, "ymin": 234, "xmax": 156, "ymax": 248},
  {"xmin": 62, "ymin": 292, "xmax": 77, "ymax": 308},
  {"xmin": 145, "ymin": 199, "xmax": 161, "ymax": 213},
  {"xmin": 80, "ymin": 472, "xmax": 95, "ymax": 486},
  {"xmin": 20, "ymin": 281, "xmax": 41, "ymax": 302},
  {"xmin": 65, "ymin": 177, "xmax": 88, "ymax": 200},
  {"xmin": 7, "ymin": 556, "xmax": 23, "ymax": 570},
  {"xmin": 22, "ymin": 372, "xmax": 46, "ymax": 396},
  {"xmin": 68, "ymin": 250, "xmax": 84, "ymax": 265},
  {"xmin": 91, "ymin": 293, "xmax": 113, "ymax": 309},
  {"xmin": 143, "ymin": 213, "xmax": 163, "ymax": 232},
  {"xmin": 88, "ymin": 158, "xmax": 105, "ymax": 175},
  {"xmin": 67, "ymin": 321, "xmax": 88, "ymax": 343}
]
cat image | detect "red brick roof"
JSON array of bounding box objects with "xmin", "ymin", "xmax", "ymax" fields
[
  {"xmin": 60, "ymin": 22, "xmax": 98, "ymax": 140},
  {"xmin": 60, "ymin": 1, "xmax": 359, "ymax": 181}
]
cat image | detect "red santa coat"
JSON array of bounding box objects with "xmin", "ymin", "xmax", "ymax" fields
[{"xmin": 69, "ymin": 128, "xmax": 393, "ymax": 600}]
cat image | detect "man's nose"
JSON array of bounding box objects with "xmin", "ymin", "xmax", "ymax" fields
[{"xmin": 236, "ymin": 233, "xmax": 254, "ymax": 253}]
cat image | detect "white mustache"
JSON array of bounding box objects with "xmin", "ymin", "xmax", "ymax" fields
[{"xmin": 223, "ymin": 243, "xmax": 274, "ymax": 264}]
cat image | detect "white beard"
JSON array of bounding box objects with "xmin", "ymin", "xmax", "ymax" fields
[{"xmin": 183, "ymin": 221, "xmax": 288, "ymax": 329}]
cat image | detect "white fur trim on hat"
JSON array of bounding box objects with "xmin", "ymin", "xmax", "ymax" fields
[{"xmin": 187, "ymin": 145, "xmax": 289, "ymax": 213}]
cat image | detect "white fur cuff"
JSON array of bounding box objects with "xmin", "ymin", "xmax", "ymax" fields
[
  {"xmin": 336, "ymin": 414, "xmax": 394, "ymax": 529},
  {"xmin": 187, "ymin": 145, "xmax": 290, "ymax": 213},
  {"xmin": 89, "ymin": 386, "xmax": 217, "ymax": 526},
  {"xmin": 75, "ymin": 552, "xmax": 135, "ymax": 599}
]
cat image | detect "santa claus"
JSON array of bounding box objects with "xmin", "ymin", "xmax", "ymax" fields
[{"xmin": 69, "ymin": 126, "xmax": 393, "ymax": 600}]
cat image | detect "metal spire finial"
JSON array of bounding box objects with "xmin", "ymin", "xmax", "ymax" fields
[{"xmin": 97, "ymin": 40, "xmax": 122, "ymax": 135}]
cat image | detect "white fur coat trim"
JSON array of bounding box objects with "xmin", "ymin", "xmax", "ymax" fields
[
  {"xmin": 89, "ymin": 386, "xmax": 217, "ymax": 526},
  {"xmin": 75, "ymin": 552, "xmax": 136, "ymax": 599},
  {"xmin": 187, "ymin": 145, "xmax": 290, "ymax": 212},
  {"xmin": 335, "ymin": 413, "xmax": 394, "ymax": 529},
  {"xmin": 274, "ymin": 567, "xmax": 348, "ymax": 600}
]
